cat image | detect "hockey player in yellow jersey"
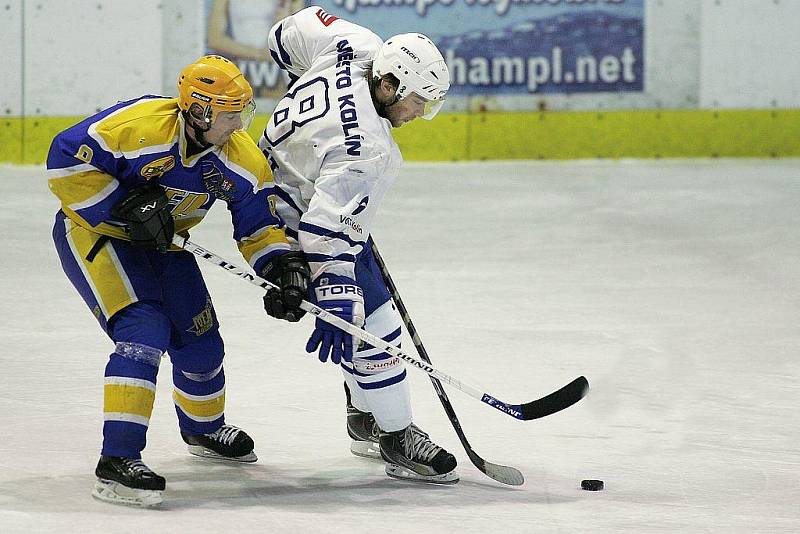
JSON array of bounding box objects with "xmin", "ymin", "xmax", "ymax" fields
[{"xmin": 48, "ymin": 55, "xmax": 310, "ymax": 507}]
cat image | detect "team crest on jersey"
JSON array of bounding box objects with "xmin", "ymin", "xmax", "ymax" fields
[
  {"xmin": 201, "ymin": 161, "xmax": 237, "ymax": 201},
  {"xmin": 140, "ymin": 156, "xmax": 176, "ymax": 179},
  {"xmin": 164, "ymin": 187, "xmax": 211, "ymax": 219},
  {"xmin": 188, "ymin": 296, "xmax": 215, "ymax": 336}
]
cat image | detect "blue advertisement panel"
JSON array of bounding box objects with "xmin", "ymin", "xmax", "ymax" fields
[{"xmin": 205, "ymin": 0, "xmax": 643, "ymax": 97}]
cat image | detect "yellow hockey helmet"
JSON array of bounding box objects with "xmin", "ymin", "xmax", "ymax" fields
[{"xmin": 177, "ymin": 55, "xmax": 255, "ymax": 128}]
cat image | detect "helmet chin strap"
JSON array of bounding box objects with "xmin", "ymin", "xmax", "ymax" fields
[
  {"xmin": 191, "ymin": 122, "xmax": 211, "ymax": 146},
  {"xmin": 183, "ymin": 110, "xmax": 213, "ymax": 148}
]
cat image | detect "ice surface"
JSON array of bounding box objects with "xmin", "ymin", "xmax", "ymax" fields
[{"xmin": 1, "ymin": 159, "xmax": 799, "ymax": 533}]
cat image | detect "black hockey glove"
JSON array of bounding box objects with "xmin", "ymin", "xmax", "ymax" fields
[
  {"xmin": 261, "ymin": 251, "xmax": 310, "ymax": 322},
  {"xmin": 111, "ymin": 181, "xmax": 175, "ymax": 253}
]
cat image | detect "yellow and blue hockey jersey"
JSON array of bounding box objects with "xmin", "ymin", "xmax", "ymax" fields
[{"xmin": 47, "ymin": 95, "xmax": 290, "ymax": 272}]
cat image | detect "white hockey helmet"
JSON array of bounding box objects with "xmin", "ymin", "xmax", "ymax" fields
[{"xmin": 373, "ymin": 33, "xmax": 450, "ymax": 120}]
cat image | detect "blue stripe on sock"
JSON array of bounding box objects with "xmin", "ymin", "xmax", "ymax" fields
[{"xmin": 357, "ymin": 370, "xmax": 407, "ymax": 390}]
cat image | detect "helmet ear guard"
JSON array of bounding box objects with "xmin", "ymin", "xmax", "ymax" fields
[{"xmin": 186, "ymin": 102, "xmax": 212, "ymax": 130}]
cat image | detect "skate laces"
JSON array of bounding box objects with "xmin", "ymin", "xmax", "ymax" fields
[
  {"xmin": 403, "ymin": 424, "xmax": 441, "ymax": 462},
  {"xmin": 208, "ymin": 425, "xmax": 240, "ymax": 445},
  {"xmin": 122, "ymin": 458, "xmax": 153, "ymax": 475}
]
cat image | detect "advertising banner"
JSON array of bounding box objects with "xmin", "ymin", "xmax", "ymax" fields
[
  {"xmin": 204, "ymin": 0, "xmax": 303, "ymax": 98},
  {"xmin": 205, "ymin": 0, "xmax": 644, "ymax": 98}
]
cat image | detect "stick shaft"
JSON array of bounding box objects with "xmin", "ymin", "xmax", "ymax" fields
[
  {"xmin": 175, "ymin": 236, "xmax": 488, "ymax": 401},
  {"xmin": 369, "ymin": 240, "xmax": 525, "ymax": 485},
  {"xmin": 176, "ymin": 236, "xmax": 587, "ymax": 422}
]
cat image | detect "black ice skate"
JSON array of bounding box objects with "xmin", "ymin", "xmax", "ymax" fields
[
  {"xmin": 181, "ymin": 424, "xmax": 257, "ymax": 463},
  {"xmin": 347, "ymin": 403, "xmax": 382, "ymax": 459},
  {"xmin": 345, "ymin": 383, "xmax": 381, "ymax": 459},
  {"xmin": 379, "ymin": 424, "xmax": 459, "ymax": 484},
  {"xmin": 92, "ymin": 456, "xmax": 165, "ymax": 507}
]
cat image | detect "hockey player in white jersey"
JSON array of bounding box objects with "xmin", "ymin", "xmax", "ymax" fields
[{"xmin": 259, "ymin": 7, "xmax": 457, "ymax": 484}]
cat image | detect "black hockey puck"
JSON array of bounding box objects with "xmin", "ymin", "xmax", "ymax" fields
[{"xmin": 581, "ymin": 479, "xmax": 604, "ymax": 491}]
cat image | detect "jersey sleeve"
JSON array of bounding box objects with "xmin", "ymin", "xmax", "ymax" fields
[
  {"xmin": 268, "ymin": 7, "xmax": 321, "ymax": 80},
  {"xmin": 223, "ymin": 135, "xmax": 292, "ymax": 273},
  {"xmin": 267, "ymin": 6, "xmax": 375, "ymax": 81},
  {"xmin": 46, "ymin": 115, "xmax": 131, "ymax": 230},
  {"xmin": 47, "ymin": 96, "xmax": 176, "ymax": 234},
  {"xmin": 299, "ymin": 152, "xmax": 386, "ymax": 280}
]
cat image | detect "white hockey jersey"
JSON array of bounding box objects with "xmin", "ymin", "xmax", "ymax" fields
[{"xmin": 258, "ymin": 6, "xmax": 402, "ymax": 281}]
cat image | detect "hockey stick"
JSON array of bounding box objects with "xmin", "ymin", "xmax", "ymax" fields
[
  {"xmin": 174, "ymin": 236, "xmax": 589, "ymax": 422},
  {"xmin": 369, "ymin": 240, "xmax": 524, "ymax": 486}
]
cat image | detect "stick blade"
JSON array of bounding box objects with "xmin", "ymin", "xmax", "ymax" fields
[
  {"xmin": 481, "ymin": 461, "xmax": 525, "ymax": 486},
  {"xmin": 465, "ymin": 449, "xmax": 524, "ymax": 486},
  {"xmin": 520, "ymin": 376, "xmax": 589, "ymax": 421}
]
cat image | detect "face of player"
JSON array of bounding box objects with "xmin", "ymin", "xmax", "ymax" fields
[
  {"xmin": 204, "ymin": 110, "xmax": 244, "ymax": 145},
  {"xmin": 384, "ymin": 93, "xmax": 428, "ymax": 128}
]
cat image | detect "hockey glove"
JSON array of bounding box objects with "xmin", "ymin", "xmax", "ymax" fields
[
  {"xmin": 261, "ymin": 251, "xmax": 310, "ymax": 322},
  {"xmin": 305, "ymin": 274, "xmax": 365, "ymax": 365},
  {"xmin": 111, "ymin": 181, "xmax": 175, "ymax": 253}
]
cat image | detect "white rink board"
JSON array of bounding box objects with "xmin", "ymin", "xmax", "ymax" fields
[
  {"xmin": 1, "ymin": 159, "xmax": 799, "ymax": 533},
  {"xmin": 699, "ymin": 0, "xmax": 800, "ymax": 109},
  {"xmin": 0, "ymin": 2, "xmax": 23, "ymax": 116},
  {"xmin": 22, "ymin": 0, "xmax": 163, "ymax": 115}
]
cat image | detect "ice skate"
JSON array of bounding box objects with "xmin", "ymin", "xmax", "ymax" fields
[
  {"xmin": 347, "ymin": 403, "xmax": 382, "ymax": 459},
  {"xmin": 181, "ymin": 424, "xmax": 257, "ymax": 462},
  {"xmin": 92, "ymin": 456, "xmax": 165, "ymax": 507},
  {"xmin": 380, "ymin": 424, "xmax": 459, "ymax": 484},
  {"xmin": 345, "ymin": 383, "xmax": 381, "ymax": 459}
]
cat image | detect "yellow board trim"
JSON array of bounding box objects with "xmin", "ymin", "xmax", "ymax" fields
[
  {"xmin": 5, "ymin": 109, "xmax": 800, "ymax": 164},
  {"xmin": 391, "ymin": 109, "xmax": 800, "ymax": 160},
  {"xmin": 0, "ymin": 117, "xmax": 23, "ymax": 162},
  {"xmin": 104, "ymin": 383, "xmax": 157, "ymax": 419}
]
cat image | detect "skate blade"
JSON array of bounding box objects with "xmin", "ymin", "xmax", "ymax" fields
[
  {"xmin": 385, "ymin": 464, "xmax": 459, "ymax": 485},
  {"xmin": 350, "ymin": 439, "xmax": 382, "ymax": 460},
  {"xmin": 92, "ymin": 479, "xmax": 163, "ymax": 507},
  {"xmin": 186, "ymin": 444, "xmax": 257, "ymax": 463}
]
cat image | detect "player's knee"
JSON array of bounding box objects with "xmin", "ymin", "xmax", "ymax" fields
[
  {"xmin": 172, "ymin": 330, "xmax": 224, "ymax": 382},
  {"xmin": 108, "ymin": 301, "xmax": 170, "ymax": 367},
  {"xmin": 113, "ymin": 341, "xmax": 164, "ymax": 368},
  {"xmin": 363, "ymin": 299, "xmax": 402, "ymax": 336}
]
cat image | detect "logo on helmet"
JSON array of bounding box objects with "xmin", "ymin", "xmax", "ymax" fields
[
  {"xmin": 190, "ymin": 91, "xmax": 212, "ymax": 103},
  {"xmin": 400, "ymin": 47, "xmax": 420, "ymax": 63}
]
